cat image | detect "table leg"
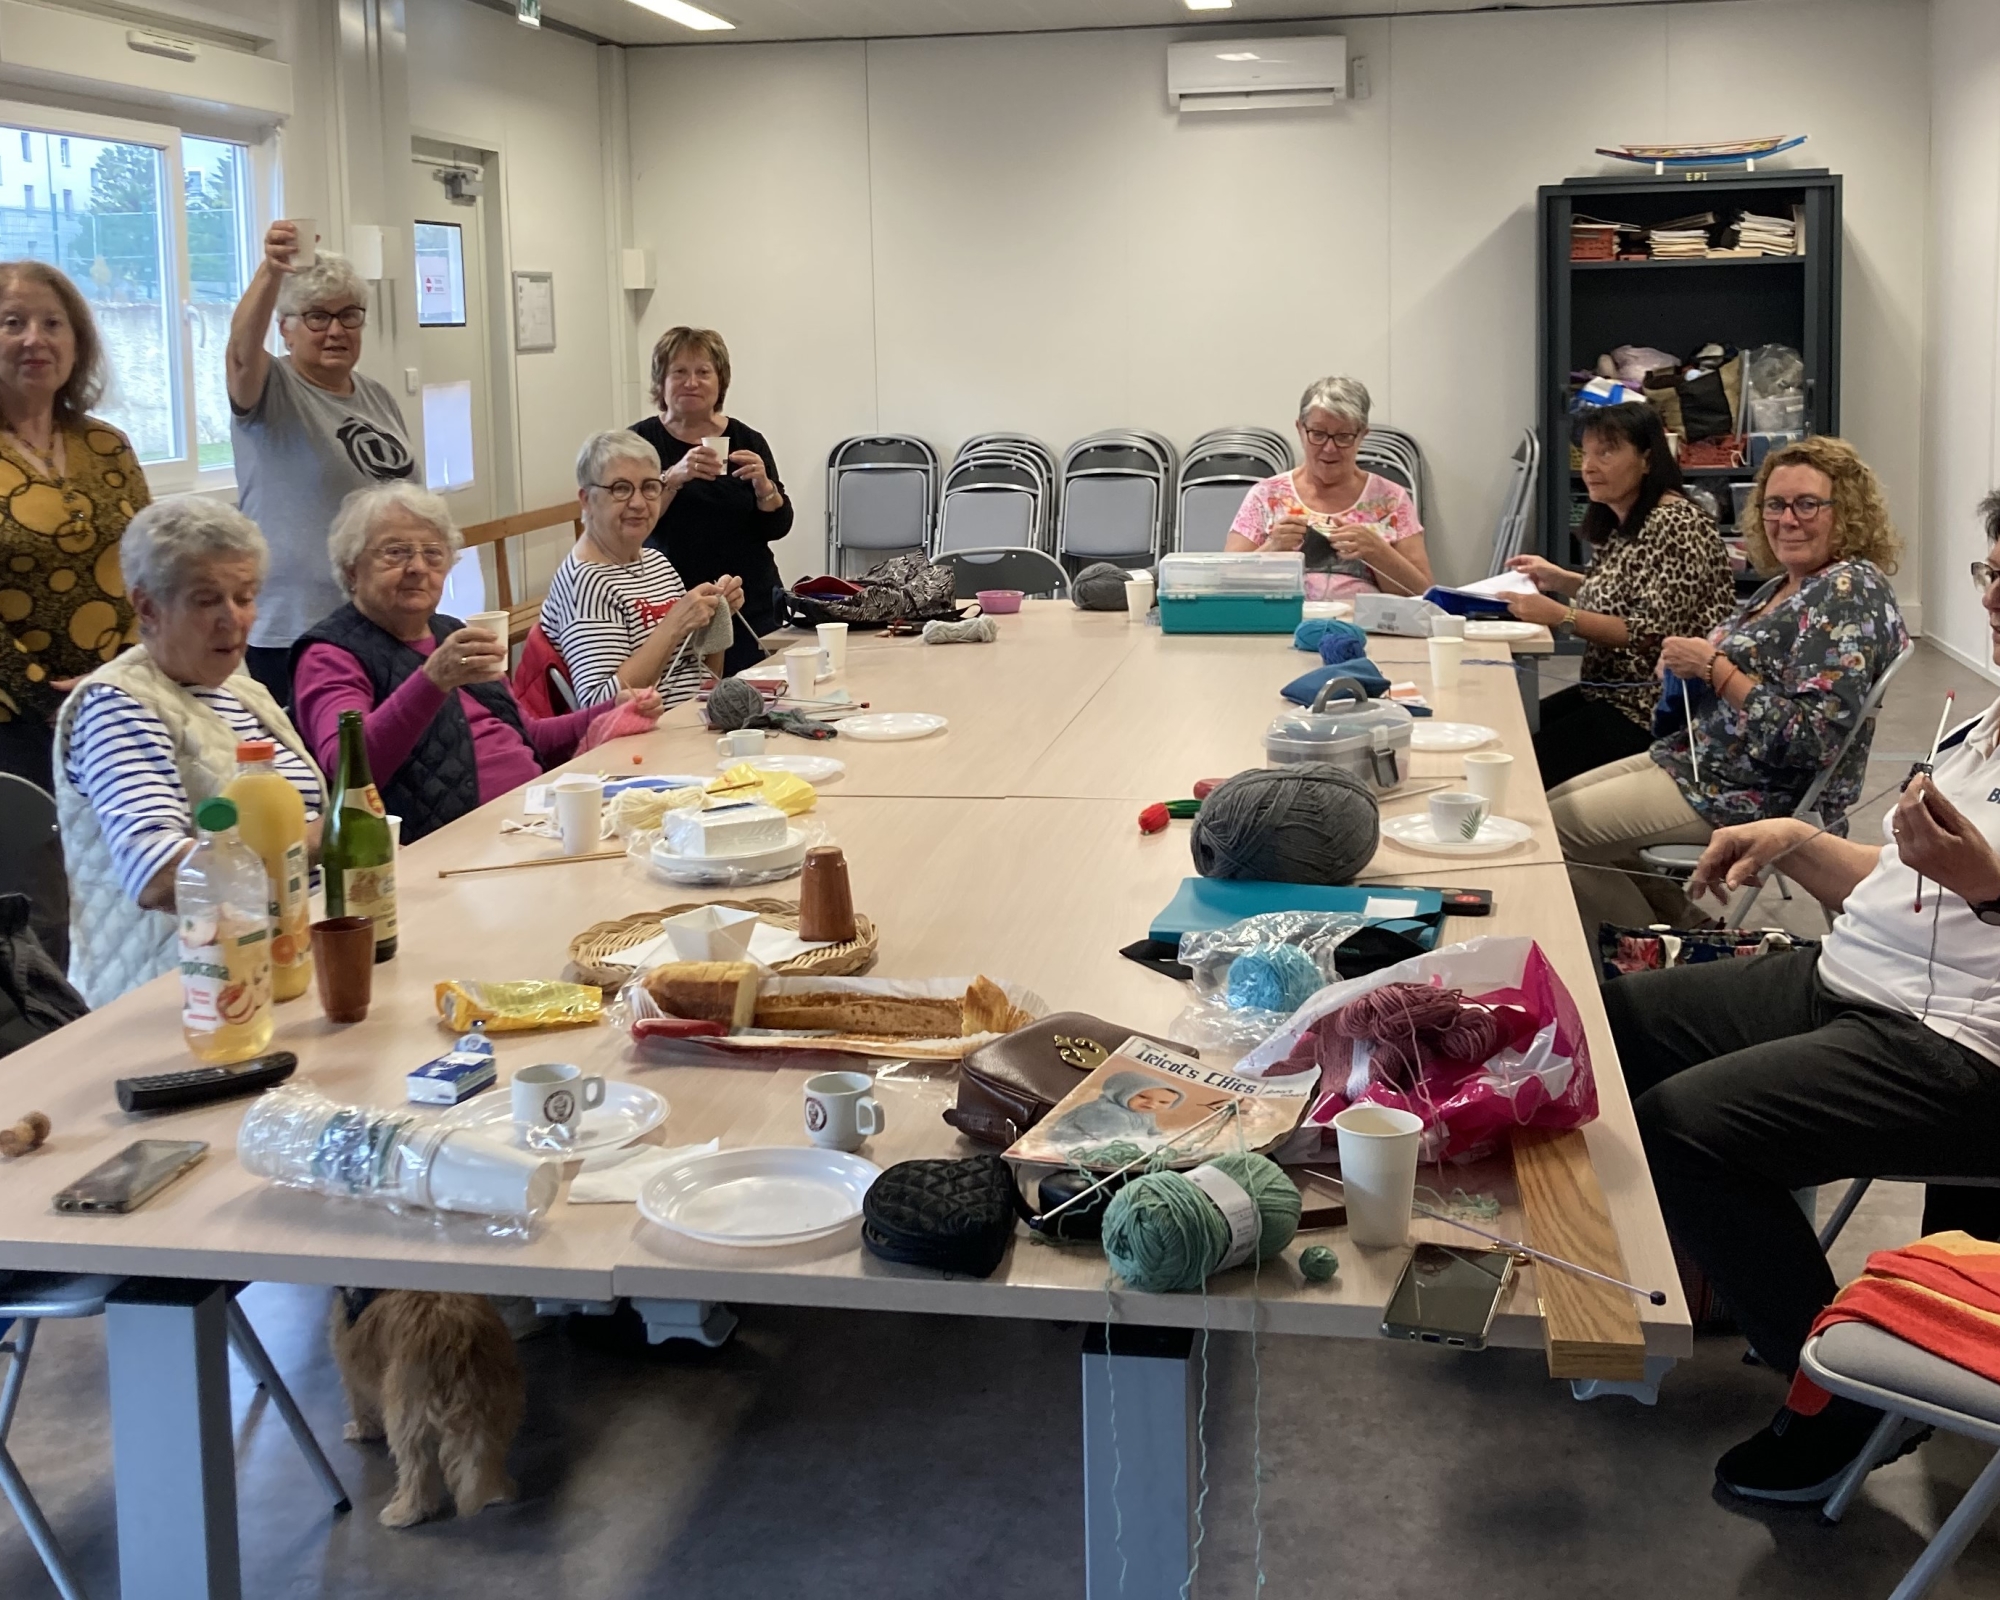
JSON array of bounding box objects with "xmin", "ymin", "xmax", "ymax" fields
[
  {"xmin": 1081, "ymin": 1325, "xmax": 1193, "ymax": 1599},
  {"xmin": 106, "ymin": 1280, "xmax": 240, "ymax": 1600},
  {"xmin": 1518, "ymin": 656, "xmax": 1542, "ymax": 733}
]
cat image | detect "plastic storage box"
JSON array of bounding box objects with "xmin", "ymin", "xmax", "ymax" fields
[
  {"xmin": 1157, "ymin": 552, "xmax": 1305, "ymax": 635},
  {"xmin": 1264, "ymin": 677, "xmax": 1413, "ymax": 791}
]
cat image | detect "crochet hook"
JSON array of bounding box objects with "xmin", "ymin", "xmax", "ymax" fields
[
  {"xmin": 1912, "ymin": 691, "xmax": 1956, "ymax": 912},
  {"xmin": 1033, "ymin": 1101, "xmax": 1240, "ymax": 1226}
]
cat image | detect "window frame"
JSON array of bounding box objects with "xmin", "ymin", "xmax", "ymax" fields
[{"xmin": 0, "ymin": 96, "xmax": 275, "ymax": 497}]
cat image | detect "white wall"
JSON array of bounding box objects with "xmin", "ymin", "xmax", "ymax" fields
[
  {"xmin": 1922, "ymin": 0, "xmax": 2000, "ymax": 681},
  {"xmin": 627, "ymin": 0, "xmax": 1930, "ymax": 595}
]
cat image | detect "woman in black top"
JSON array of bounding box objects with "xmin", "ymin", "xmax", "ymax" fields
[{"xmin": 630, "ymin": 325, "xmax": 790, "ymax": 675}]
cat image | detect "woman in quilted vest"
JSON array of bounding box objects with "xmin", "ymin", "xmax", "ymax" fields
[
  {"xmin": 53, "ymin": 500, "xmax": 320, "ymax": 1007},
  {"xmin": 288, "ymin": 484, "xmax": 660, "ymax": 846}
]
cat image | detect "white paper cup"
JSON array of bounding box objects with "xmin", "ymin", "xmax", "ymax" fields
[
  {"xmin": 1429, "ymin": 790, "xmax": 1488, "ymax": 844},
  {"xmin": 285, "ymin": 217, "xmax": 317, "ymax": 268},
  {"xmin": 1125, "ymin": 572, "xmax": 1155, "ymax": 621},
  {"xmin": 421, "ymin": 1129, "xmax": 559, "ymax": 1219},
  {"xmin": 1463, "ymin": 751, "xmax": 1514, "ymax": 810},
  {"xmin": 804, "ymin": 1069, "xmax": 885, "ymax": 1152},
  {"xmin": 701, "ymin": 436, "xmax": 730, "ymax": 472},
  {"xmin": 783, "ymin": 645, "xmax": 820, "ymax": 699},
  {"xmin": 1333, "ymin": 1104, "xmax": 1423, "ymax": 1248},
  {"xmin": 1428, "ymin": 613, "xmax": 1465, "ymax": 639},
  {"xmin": 552, "ymin": 774, "xmax": 604, "ymax": 855},
  {"xmin": 1427, "ymin": 634, "xmax": 1465, "ymax": 689},
  {"xmin": 816, "ymin": 622, "xmax": 849, "ymax": 673},
  {"xmin": 386, "ymin": 815, "xmax": 402, "ymax": 852}
]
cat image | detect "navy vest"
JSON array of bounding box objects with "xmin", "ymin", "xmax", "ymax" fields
[{"xmin": 291, "ymin": 604, "xmax": 531, "ymax": 844}]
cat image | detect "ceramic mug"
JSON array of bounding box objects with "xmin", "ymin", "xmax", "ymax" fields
[
  {"xmin": 1429, "ymin": 790, "xmax": 1488, "ymax": 843},
  {"xmin": 803, "ymin": 1070, "xmax": 884, "ymax": 1152},
  {"xmin": 716, "ymin": 729, "xmax": 764, "ymax": 759},
  {"xmin": 511, "ymin": 1062, "xmax": 606, "ymax": 1140}
]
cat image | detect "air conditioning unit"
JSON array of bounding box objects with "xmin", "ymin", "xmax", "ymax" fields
[{"xmin": 1167, "ymin": 35, "xmax": 1347, "ymax": 113}]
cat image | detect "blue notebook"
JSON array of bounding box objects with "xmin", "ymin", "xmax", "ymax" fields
[{"xmin": 1149, "ymin": 879, "xmax": 1445, "ymax": 943}]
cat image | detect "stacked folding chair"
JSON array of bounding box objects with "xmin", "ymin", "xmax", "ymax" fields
[
  {"xmin": 1174, "ymin": 426, "xmax": 1293, "ymax": 552},
  {"xmin": 1486, "ymin": 429, "xmax": 1541, "ymax": 576},
  {"xmin": 825, "ymin": 434, "xmax": 939, "ymax": 577},
  {"xmin": 1057, "ymin": 430, "xmax": 1178, "ymax": 574},
  {"xmin": 1354, "ymin": 424, "xmax": 1426, "ymax": 523},
  {"xmin": 933, "ymin": 433, "xmax": 1059, "ymax": 556}
]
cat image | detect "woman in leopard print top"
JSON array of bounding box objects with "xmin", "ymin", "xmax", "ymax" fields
[{"xmin": 1505, "ymin": 403, "xmax": 1733, "ymax": 788}]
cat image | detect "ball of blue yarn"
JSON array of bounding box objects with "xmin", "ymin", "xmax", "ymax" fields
[
  {"xmin": 1225, "ymin": 944, "xmax": 1322, "ymax": 1013},
  {"xmin": 1316, "ymin": 621, "xmax": 1369, "ymax": 665},
  {"xmin": 1101, "ymin": 1150, "xmax": 1302, "ymax": 1293}
]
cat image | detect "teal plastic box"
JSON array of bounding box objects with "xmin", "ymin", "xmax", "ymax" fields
[
  {"xmin": 1158, "ymin": 592, "xmax": 1305, "ymax": 634},
  {"xmin": 1156, "ymin": 552, "xmax": 1306, "ymax": 635}
]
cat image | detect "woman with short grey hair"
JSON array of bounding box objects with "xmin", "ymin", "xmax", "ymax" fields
[
  {"xmin": 1224, "ymin": 374, "xmax": 1432, "ymax": 600},
  {"xmin": 226, "ymin": 220, "xmax": 415, "ymax": 707},
  {"xmin": 53, "ymin": 499, "xmax": 323, "ymax": 1005}
]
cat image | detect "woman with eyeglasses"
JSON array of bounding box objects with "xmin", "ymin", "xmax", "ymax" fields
[
  {"xmin": 227, "ymin": 222, "xmax": 416, "ymax": 707},
  {"xmin": 1224, "ymin": 376, "xmax": 1432, "ymax": 601},
  {"xmin": 1549, "ymin": 435, "xmax": 1907, "ymax": 932},
  {"xmin": 287, "ymin": 484, "xmax": 661, "ymax": 846},
  {"xmin": 538, "ymin": 430, "xmax": 744, "ymax": 713}
]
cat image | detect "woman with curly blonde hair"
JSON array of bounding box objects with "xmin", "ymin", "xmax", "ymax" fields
[{"xmin": 1550, "ymin": 435, "xmax": 1909, "ymax": 931}]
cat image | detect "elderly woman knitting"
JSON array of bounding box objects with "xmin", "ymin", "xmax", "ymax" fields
[
  {"xmin": 289, "ymin": 484, "xmax": 661, "ymax": 846},
  {"xmin": 1225, "ymin": 376, "xmax": 1431, "ymax": 601},
  {"xmin": 54, "ymin": 501, "xmax": 321, "ymax": 1006},
  {"xmin": 226, "ymin": 222, "xmax": 416, "ymax": 706},
  {"xmin": 1551, "ymin": 436, "xmax": 1908, "ymax": 932}
]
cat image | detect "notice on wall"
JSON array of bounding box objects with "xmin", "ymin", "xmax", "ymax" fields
[{"xmin": 512, "ymin": 271, "xmax": 555, "ymax": 352}]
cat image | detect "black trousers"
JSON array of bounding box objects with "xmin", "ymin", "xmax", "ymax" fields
[
  {"xmin": 1533, "ymin": 684, "xmax": 1652, "ymax": 788},
  {"xmin": 1605, "ymin": 948, "xmax": 2000, "ymax": 1376},
  {"xmin": 242, "ymin": 645, "xmax": 293, "ymax": 711}
]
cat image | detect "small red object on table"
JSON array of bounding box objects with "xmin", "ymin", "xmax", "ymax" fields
[{"xmin": 1138, "ymin": 802, "xmax": 1171, "ymax": 835}]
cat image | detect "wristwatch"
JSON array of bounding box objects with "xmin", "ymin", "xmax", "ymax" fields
[
  {"xmin": 1556, "ymin": 603, "xmax": 1578, "ymax": 640},
  {"xmin": 1970, "ymin": 897, "xmax": 2000, "ymax": 928}
]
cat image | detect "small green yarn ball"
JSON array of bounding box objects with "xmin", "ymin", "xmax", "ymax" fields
[
  {"xmin": 1101, "ymin": 1150, "xmax": 1302, "ymax": 1293},
  {"xmin": 1299, "ymin": 1244, "xmax": 1339, "ymax": 1283}
]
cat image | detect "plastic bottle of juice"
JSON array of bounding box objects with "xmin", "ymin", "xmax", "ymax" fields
[
  {"xmin": 177, "ymin": 796, "xmax": 275, "ymax": 1065},
  {"xmin": 224, "ymin": 739, "xmax": 313, "ymax": 1002}
]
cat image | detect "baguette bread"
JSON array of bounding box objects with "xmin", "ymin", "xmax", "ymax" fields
[
  {"xmin": 752, "ymin": 989, "xmax": 964, "ymax": 1038},
  {"xmin": 642, "ymin": 961, "xmax": 760, "ymax": 1030}
]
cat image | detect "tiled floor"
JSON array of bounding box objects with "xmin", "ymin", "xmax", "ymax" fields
[{"xmin": 4, "ymin": 646, "xmax": 1996, "ymax": 1599}]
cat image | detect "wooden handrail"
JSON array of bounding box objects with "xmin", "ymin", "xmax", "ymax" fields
[{"xmin": 458, "ymin": 501, "xmax": 581, "ymax": 636}]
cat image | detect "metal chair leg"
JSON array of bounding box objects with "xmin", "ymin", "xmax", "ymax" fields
[
  {"xmin": 224, "ymin": 1301, "xmax": 351, "ymax": 1515},
  {"xmin": 1818, "ymin": 1178, "xmax": 1875, "ymax": 1252},
  {"xmin": 1888, "ymin": 1444, "xmax": 2000, "ymax": 1600},
  {"xmin": 0, "ymin": 1316, "xmax": 36, "ymax": 1439},
  {"xmin": 0, "ymin": 1440, "xmax": 89, "ymax": 1600},
  {"xmin": 1821, "ymin": 1406, "xmax": 1904, "ymax": 1523}
]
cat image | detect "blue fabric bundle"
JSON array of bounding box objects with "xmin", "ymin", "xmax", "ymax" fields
[
  {"xmin": 1293, "ymin": 618, "xmax": 1369, "ymax": 661},
  {"xmin": 1280, "ymin": 659, "xmax": 1389, "ymax": 705}
]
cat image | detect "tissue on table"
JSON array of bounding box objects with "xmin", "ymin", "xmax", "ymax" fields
[{"xmin": 661, "ymin": 801, "xmax": 790, "ymax": 858}]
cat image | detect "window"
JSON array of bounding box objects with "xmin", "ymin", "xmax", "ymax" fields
[
  {"xmin": 0, "ymin": 106, "xmax": 264, "ymax": 490},
  {"xmin": 413, "ymin": 221, "xmax": 466, "ymax": 327}
]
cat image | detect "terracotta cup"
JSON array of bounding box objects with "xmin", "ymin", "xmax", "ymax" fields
[
  {"xmin": 797, "ymin": 847, "xmax": 858, "ymax": 943},
  {"xmin": 312, "ymin": 916, "xmax": 375, "ymax": 1023}
]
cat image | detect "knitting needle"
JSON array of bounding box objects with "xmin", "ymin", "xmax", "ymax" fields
[
  {"xmin": 1034, "ymin": 1102, "xmax": 1240, "ymax": 1225},
  {"xmin": 437, "ymin": 849, "xmax": 627, "ymax": 878},
  {"xmin": 1300, "ymin": 1171, "xmax": 1669, "ymax": 1305},
  {"xmin": 1912, "ymin": 691, "xmax": 1956, "ymax": 912},
  {"xmin": 1684, "ymin": 679, "xmax": 1701, "ymax": 787}
]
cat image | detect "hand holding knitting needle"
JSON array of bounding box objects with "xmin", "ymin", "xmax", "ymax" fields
[{"xmin": 1894, "ymin": 775, "xmax": 2000, "ymax": 909}]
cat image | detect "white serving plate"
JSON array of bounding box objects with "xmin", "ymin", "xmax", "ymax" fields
[
  {"xmin": 443, "ymin": 1082, "xmax": 669, "ymax": 1156},
  {"xmin": 1463, "ymin": 620, "xmax": 1542, "ymax": 642},
  {"xmin": 638, "ymin": 1146, "xmax": 881, "ymax": 1247},
  {"xmin": 837, "ymin": 712, "xmax": 948, "ymax": 742},
  {"xmin": 1410, "ymin": 721, "xmax": 1499, "ymax": 752},
  {"xmin": 1380, "ymin": 813, "xmax": 1535, "ymax": 857},
  {"xmin": 714, "ymin": 753, "xmax": 845, "ymax": 784},
  {"xmin": 649, "ymin": 824, "xmax": 813, "ymax": 881}
]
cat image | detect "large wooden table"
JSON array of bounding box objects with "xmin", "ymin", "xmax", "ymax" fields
[{"xmin": 0, "ymin": 604, "xmax": 1682, "ymax": 1600}]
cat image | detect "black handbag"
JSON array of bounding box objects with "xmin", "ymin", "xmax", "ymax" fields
[{"xmin": 861, "ymin": 1155, "xmax": 1030, "ymax": 1278}]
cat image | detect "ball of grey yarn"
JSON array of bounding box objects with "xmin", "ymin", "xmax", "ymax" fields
[
  {"xmin": 1190, "ymin": 765, "xmax": 1380, "ymax": 885},
  {"xmin": 1072, "ymin": 562, "xmax": 1132, "ymax": 611},
  {"xmin": 706, "ymin": 677, "xmax": 766, "ymax": 730}
]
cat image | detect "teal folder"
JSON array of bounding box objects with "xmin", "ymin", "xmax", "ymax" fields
[{"xmin": 1148, "ymin": 879, "xmax": 1445, "ymax": 943}]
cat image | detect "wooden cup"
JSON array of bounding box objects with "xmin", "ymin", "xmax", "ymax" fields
[
  {"xmin": 797, "ymin": 847, "xmax": 858, "ymax": 943},
  {"xmin": 311, "ymin": 916, "xmax": 376, "ymax": 1023}
]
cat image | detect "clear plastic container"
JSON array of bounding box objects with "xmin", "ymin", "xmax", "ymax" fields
[
  {"xmin": 225, "ymin": 740, "xmax": 313, "ymax": 1002},
  {"xmin": 177, "ymin": 795, "xmax": 275, "ymax": 1065},
  {"xmin": 1158, "ymin": 551, "xmax": 1306, "ymax": 596},
  {"xmin": 1265, "ymin": 677, "xmax": 1413, "ymax": 790}
]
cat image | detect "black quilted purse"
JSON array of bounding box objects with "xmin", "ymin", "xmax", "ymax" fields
[{"xmin": 861, "ymin": 1155, "xmax": 1030, "ymax": 1279}]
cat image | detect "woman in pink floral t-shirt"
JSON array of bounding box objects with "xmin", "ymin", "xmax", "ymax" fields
[{"xmin": 1225, "ymin": 376, "xmax": 1431, "ymax": 601}]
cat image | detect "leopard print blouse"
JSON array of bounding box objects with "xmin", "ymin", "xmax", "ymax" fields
[{"xmin": 1576, "ymin": 494, "xmax": 1734, "ymax": 727}]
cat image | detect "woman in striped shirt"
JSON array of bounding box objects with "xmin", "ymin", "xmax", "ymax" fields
[{"xmin": 540, "ymin": 430, "xmax": 745, "ymax": 709}]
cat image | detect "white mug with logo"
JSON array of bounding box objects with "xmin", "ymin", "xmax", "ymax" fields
[
  {"xmin": 716, "ymin": 728, "xmax": 764, "ymax": 759},
  {"xmin": 511, "ymin": 1062, "xmax": 606, "ymax": 1141},
  {"xmin": 803, "ymin": 1070, "xmax": 884, "ymax": 1152}
]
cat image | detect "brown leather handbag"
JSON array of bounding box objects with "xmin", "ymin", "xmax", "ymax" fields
[{"xmin": 944, "ymin": 1012, "xmax": 1190, "ymax": 1148}]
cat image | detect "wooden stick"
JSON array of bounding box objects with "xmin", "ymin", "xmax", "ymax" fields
[
  {"xmin": 1033, "ymin": 1101, "xmax": 1240, "ymax": 1225},
  {"xmin": 1913, "ymin": 690, "xmax": 1956, "ymax": 912},
  {"xmin": 438, "ymin": 849, "xmax": 627, "ymax": 878}
]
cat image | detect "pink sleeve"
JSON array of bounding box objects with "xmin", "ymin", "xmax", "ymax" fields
[
  {"xmin": 1383, "ymin": 483, "xmax": 1423, "ymax": 544},
  {"xmin": 292, "ymin": 642, "xmax": 447, "ymax": 785},
  {"xmin": 524, "ymin": 703, "xmax": 598, "ymax": 766},
  {"xmin": 1228, "ymin": 478, "xmax": 1280, "ymax": 545}
]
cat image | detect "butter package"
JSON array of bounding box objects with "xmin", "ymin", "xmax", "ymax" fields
[
  {"xmin": 662, "ymin": 800, "xmax": 789, "ymax": 858},
  {"xmin": 408, "ymin": 1032, "xmax": 498, "ymax": 1105}
]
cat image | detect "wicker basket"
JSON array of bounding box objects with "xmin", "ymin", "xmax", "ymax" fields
[{"xmin": 568, "ymin": 898, "xmax": 878, "ymax": 989}]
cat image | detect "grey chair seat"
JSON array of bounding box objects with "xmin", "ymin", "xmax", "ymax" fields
[
  {"xmin": 1809, "ymin": 1321, "xmax": 2000, "ymax": 1439},
  {"xmin": 0, "ymin": 1274, "xmax": 125, "ymax": 1319}
]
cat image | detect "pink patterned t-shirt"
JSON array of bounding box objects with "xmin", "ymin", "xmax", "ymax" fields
[{"xmin": 1228, "ymin": 471, "xmax": 1423, "ymax": 600}]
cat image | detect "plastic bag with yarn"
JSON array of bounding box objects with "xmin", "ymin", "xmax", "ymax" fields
[{"xmin": 1169, "ymin": 911, "xmax": 1366, "ymax": 1064}]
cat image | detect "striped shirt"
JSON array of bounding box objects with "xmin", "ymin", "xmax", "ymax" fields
[
  {"xmin": 539, "ymin": 547, "xmax": 705, "ymax": 709},
  {"xmin": 64, "ymin": 684, "xmax": 323, "ymax": 901}
]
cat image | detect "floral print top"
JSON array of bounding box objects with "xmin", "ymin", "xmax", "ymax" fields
[
  {"xmin": 1652, "ymin": 558, "xmax": 1908, "ymax": 829},
  {"xmin": 1229, "ymin": 471, "xmax": 1422, "ymax": 600},
  {"xmin": 0, "ymin": 419, "xmax": 148, "ymax": 728}
]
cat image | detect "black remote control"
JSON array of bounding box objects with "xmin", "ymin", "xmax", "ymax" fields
[{"xmin": 117, "ymin": 1051, "xmax": 298, "ymax": 1115}]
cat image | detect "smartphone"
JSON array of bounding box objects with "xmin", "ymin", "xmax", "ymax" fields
[
  {"xmin": 1381, "ymin": 1244, "xmax": 1518, "ymax": 1351},
  {"xmin": 53, "ymin": 1139, "xmax": 209, "ymax": 1215}
]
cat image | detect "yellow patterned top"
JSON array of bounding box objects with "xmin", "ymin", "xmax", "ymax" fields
[{"xmin": 0, "ymin": 419, "xmax": 149, "ymax": 726}]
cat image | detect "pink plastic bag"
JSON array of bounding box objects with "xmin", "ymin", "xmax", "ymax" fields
[{"xmin": 1237, "ymin": 935, "xmax": 1598, "ymax": 1163}]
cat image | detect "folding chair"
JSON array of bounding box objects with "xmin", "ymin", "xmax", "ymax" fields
[
  {"xmin": 1815, "ymin": 1175, "xmax": 2000, "ymax": 1254},
  {"xmin": 1058, "ymin": 432, "xmax": 1172, "ymax": 570},
  {"xmin": 1804, "ymin": 1320, "xmax": 2000, "ymax": 1599},
  {"xmin": 1175, "ymin": 428, "xmax": 1292, "ymax": 553},
  {"xmin": 0, "ymin": 1276, "xmax": 349, "ymax": 1600},
  {"xmin": 1356, "ymin": 424, "xmax": 1425, "ymax": 523},
  {"xmin": 0, "ymin": 773, "xmax": 66, "ymax": 972},
  {"xmin": 937, "ymin": 546, "xmax": 1069, "ymax": 600},
  {"xmin": 826, "ymin": 434, "xmax": 938, "ymax": 577},
  {"xmin": 1488, "ymin": 430, "xmax": 1541, "ymax": 577},
  {"xmin": 935, "ymin": 434, "xmax": 1058, "ymax": 556}
]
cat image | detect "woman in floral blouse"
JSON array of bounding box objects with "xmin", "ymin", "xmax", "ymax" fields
[
  {"xmin": 1507, "ymin": 403, "xmax": 1734, "ymax": 788},
  {"xmin": 1551, "ymin": 436, "xmax": 1907, "ymax": 932}
]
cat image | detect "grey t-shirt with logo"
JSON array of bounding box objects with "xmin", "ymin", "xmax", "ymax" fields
[{"xmin": 231, "ymin": 356, "xmax": 415, "ymax": 649}]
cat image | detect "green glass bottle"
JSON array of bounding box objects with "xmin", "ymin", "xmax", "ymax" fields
[{"xmin": 322, "ymin": 709, "xmax": 398, "ymax": 962}]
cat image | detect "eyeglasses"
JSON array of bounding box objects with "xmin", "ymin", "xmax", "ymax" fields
[
  {"xmin": 589, "ymin": 478, "xmax": 666, "ymax": 504},
  {"xmin": 370, "ymin": 542, "xmax": 452, "ymax": 571},
  {"xmin": 1761, "ymin": 495, "xmax": 1834, "ymax": 522},
  {"xmin": 296, "ymin": 306, "xmax": 366, "ymax": 332},
  {"xmin": 1971, "ymin": 561, "xmax": 2000, "ymax": 593},
  {"xmin": 1302, "ymin": 427, "xmax": 1363, "ymax": 450}
]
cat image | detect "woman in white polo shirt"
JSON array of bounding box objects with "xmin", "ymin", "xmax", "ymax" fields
[{"xmin": 1604, "ymin": 489, "xmax": 2000, "ymax": 1508}]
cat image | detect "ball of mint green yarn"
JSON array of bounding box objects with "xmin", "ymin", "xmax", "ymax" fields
[
  {"xmin": 1299, "ymin": 1244, "xmax": 1339, "ymax": 1283},
  {"xmin": 1101, "ymin": 1150, "xmax": 1302, "ymax": 1293}
]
